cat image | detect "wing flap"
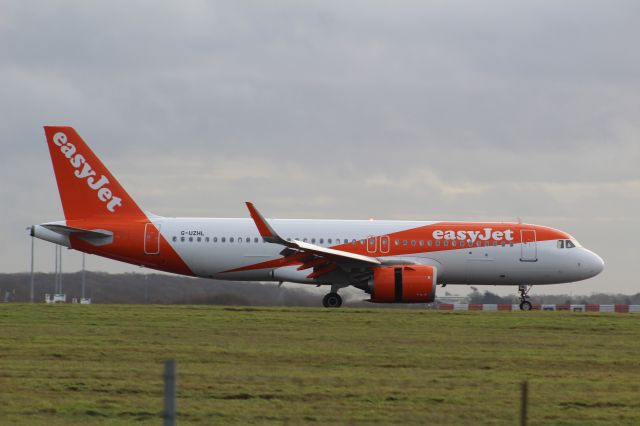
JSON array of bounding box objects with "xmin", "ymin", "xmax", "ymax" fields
[{"xmin": 292, "ymin": 240, "xmax": 380, "ymax": 265}]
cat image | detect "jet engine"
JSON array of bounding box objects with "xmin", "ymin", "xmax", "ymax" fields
[{"xmin": 368, "ymin": 265, "xmax": 437, "ymax": 303}]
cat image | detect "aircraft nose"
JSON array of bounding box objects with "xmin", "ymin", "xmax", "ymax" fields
[{"xmin": 582, "ymin": 249, "xmax": 604, "ymax": 278}]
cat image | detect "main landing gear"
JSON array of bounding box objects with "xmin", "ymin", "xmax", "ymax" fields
[
  {"xmin": 518, "ymin": 285, "xmax": 533, "ymax": 311},
  {"xmin": 322, "ymin": 284, "xmax": 345, "ymax": 308},
  {"xmin": 322, "ymin": 292, "xmax": 342, "ymax": 308}
]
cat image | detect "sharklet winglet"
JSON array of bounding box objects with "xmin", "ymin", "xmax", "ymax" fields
[{"xmin": 245, "ymin": 202, "xmax": 290, "ymax": 245}]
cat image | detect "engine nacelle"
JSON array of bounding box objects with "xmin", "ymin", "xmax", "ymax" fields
[{"xmin": 369, "ymin": 265, "xmax": 437, "ymax": 303}]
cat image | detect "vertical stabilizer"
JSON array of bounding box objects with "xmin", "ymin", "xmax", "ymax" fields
[{"xmin": 43, "ymin": 126, "xmax": 145, "ymax": 221}]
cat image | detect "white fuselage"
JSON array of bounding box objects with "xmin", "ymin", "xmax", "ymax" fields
[{"xmin": 152, "ymin": 217, "xmax": 604, "ymax": 287}]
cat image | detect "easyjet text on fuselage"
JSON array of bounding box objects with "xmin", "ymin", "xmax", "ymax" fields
[{"xmin": 432, "ymin": 228, "xmax": 514, "ymax": 243}]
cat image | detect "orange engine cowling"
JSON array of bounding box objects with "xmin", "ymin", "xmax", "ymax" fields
[{"xmin": 369, "ymin": 265, "xmax": 437, "ymax": 303}]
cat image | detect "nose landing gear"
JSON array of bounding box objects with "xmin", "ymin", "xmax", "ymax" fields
[{"xmin": 518, "ymin": 285, "xmax": 533, "ymax": 311}]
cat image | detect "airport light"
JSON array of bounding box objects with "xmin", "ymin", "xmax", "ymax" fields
[{"xmin": 27, "ymin": 226, "xmax": 35, "ymax": 303}]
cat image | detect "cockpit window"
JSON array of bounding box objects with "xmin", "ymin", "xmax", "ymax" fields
[
  {"xmin": 565, "ymin": 240, "xmax": 575, "ymax": 248},
  {"xmin": 557, "ymin": 240, "xmax": 564, "ymax": 249}
]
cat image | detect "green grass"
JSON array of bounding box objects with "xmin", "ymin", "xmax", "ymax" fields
[{"xmin": 0, "ymin": 305, "xmax": 638, "ymax": 425}]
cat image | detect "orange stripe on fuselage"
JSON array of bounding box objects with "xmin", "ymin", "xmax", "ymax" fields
[
  {"xmin": 68, "ymin": 219, "xmax": 194, "ymax": 276},
  {"xmin": 223, "ymin": 222, "xmax": 570, "ymax": 273},
  {"xmin": 222, "ymin": 251, "xmax": 309, "ymax": 273},
  {"xmin": 330, "ymin": 223, "xmax": 570, "ymax": 257}
]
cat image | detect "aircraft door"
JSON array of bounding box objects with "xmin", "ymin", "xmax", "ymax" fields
[
  {"xmin": 367, "ymin": 236, "xmax": 377, "ymax": 254},
  {"xmin": 520, "ymin": 229, "xmax": 537, "ymax": 261},
  {"xmin": 144, "ymin": 223, "xmax": 161, "ymax": 255},
  {"xmin": 380, "ymin": 235, "xmax": 390, "ymax": 254}
]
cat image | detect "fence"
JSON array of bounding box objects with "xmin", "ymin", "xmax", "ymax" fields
[{"xmin": 438, "ymin": 304, "xmax": 640, "ymax": 313}]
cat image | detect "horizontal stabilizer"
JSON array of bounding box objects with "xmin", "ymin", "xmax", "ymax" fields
[{"xmin": 38, "ymin": 223, "xmax": 113, "ymax": 246}]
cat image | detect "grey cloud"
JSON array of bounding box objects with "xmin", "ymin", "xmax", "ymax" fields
[{"xmin": 1, "ymin": 1, "xmax": 638, "ymax": 296}]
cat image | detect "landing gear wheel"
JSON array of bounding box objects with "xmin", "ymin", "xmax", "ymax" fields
[
  {"xmin": 519, "ymin": 301, "xmax": 532, "ymax": 311},
  {"xmin": 518, "ymin": 285, "xmax": 533, "ymax": 311},
  {"xmin": 322, "ymin": 292, "xmax": 342, "ymax": 308}
]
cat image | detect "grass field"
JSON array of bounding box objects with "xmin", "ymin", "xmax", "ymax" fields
[{"xmin": 0, "ymin": 305, "xmax": 638, "ymax": 425}]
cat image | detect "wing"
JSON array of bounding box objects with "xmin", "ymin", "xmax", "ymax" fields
[{"xmin": 245, "ymin": 202, "xmax": 380, "ymax": 279}]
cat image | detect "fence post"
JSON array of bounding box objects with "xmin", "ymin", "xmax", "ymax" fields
[
  {"xmin": 520, "ymin": 381, "xmax": 528, "ymax": 426},
  {"xmin": 163, "ymin": 360, "xmax": 176, "ymax": 426}
]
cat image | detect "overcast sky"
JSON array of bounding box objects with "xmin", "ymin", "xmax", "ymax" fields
[{"xmin": 1, "ymin": 1, "xmax": 638, "ymax": 296}]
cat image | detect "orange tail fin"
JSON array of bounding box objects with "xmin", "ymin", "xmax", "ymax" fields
[{"xmin": 44, "ymin": 126, "xmax": 145, "ymax": 221}]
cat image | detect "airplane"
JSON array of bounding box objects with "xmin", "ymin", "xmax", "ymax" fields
[{"xmin": 31, "ymin": 126, "xmax": 605, "ymax": 310}]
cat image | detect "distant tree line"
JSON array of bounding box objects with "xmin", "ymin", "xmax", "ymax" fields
[
  {"xmin": 0, "ymin": 272, "xmax": 326, "ymax": 306},
  {"xmin": 1, "ymin": 272, "xmax": 638, "ymax": 306}
]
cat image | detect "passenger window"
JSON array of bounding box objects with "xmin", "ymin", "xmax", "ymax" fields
[
  {"xmin": 230, "ymin": 237, "xmax": 234, "ymax": 243},
  {"xmin": 395, "ymin": 239, "xmax": 399, "ymax": 246},
  {"xmin": 214, "ymin": 237, "xmax": 218, "ymax": 243},
  {"xmin": 428, "ymin": 240, "xmax": 433, "ymax": 247},
  {"xmin": 436, "ymin": 241, "xmax": 441, "ymax": 247},
  {"xmin": 403, "ymin": 240, "xmax": 408, "ymax": 246},
  {"xmin": 197, "ymin": 237, "xmax": 201, "ymax": 242},
  {"xmin": 411, "ymin": 240, "xmax": 416, "ymax": 246},
  {"xmin": 254, "ymin": 237, "xmax": 259, "ymax": 243},
  {"xmin": 246, "ymin": 237, "xmax": 250, "ymax": 243},
  {"xmin": 189, "ymin": 237, "xmax": 193, "ymax": 242},
  {"xmin": 444, "ymin": 241, "xmax": 449, "ymax": 247},
  {"xmin": 172, "ymin": 236, "xmax": 177, "ymax": 242},
  {"xmin": 311, "ymin": 238, "xmax": 316, "ymax": 244},
  {"xmin": 451, "ymin": 241, "xmax": 456, "ymax": 247},
  {"xmin": 352, "ymin": 239, "xmax": 357, "ymax": 244},
  {"xmin": 419, "ymin": 240, "xmax": 424, "ymax": 246},
  {"xmin": 501, "ymin": 241, "xmax": 506, "ymax": 247},
  {"xmin": 303, "ymin": 238, "xmax": 308, "ymax": 242},
  {"xmin": 566, "ymin": 240, "xmax": 575, "ymax": 248},
  {"xmin": 205, "ymin": 237, "xmax": 209, "ymax": 242},
  {"xmin": 328, "ymin": 238, "xmax": 332, "ymax": 244},
  {"xmin": 335, "ymin": 239, "xmax": 340, "ymax": 244},
  {"xmin": 557, "ymin": 240, "xmax": 564, "ymax": 249},
  {"xmin": 181, "ymin": 237, "xmax": 185, "ymax": 242},
  {"xmin": 320, "ymin": 238, "xmax": 324, "ymax": 244},
  {"xmin": 221, "ymin": 237, "xmax": 225, "ymax": 243}
]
